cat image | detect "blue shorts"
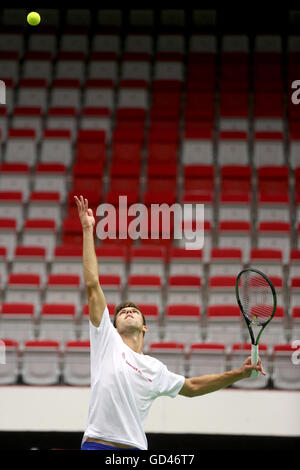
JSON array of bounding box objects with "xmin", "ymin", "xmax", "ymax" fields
[{"xmin": 81, "ymin": 441, "xmax": 140, "ymax": 450}]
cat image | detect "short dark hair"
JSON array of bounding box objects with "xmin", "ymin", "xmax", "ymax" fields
[{"xmin": 113, "ymin": 301, "xmax": 147, "ymax": 336}]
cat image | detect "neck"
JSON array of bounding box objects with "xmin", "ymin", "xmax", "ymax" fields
[{"xmin": 121, "ymin": 332, "xmax": 144, "ymax": 354}]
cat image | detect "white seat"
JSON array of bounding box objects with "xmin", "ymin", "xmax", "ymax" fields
[
  {"xmin": 54, "ymin": 53, "xmax": 86, "ymax": 83},
  {"xmin": 87, "ymin": 54, "xmax": 118, "ymax": 82},
  {"xmin": 157, "ymin": 34, "xmax": 185, "ymax": 53},
  {"xmin": 124, "ymin": 35, "xmax": 153, "ymax": 54},
  {"xmin": 83, "ymin": 80, "xmax": 114, "ymax": 110},
  {"xmin": 182, "ymin": 139, "xmax": 213, "ymax": 165},
  {"xmin": 33, "ymin": 163, "xmax": 67, "ymax": 202},
  {"xmin": 253, "ymin": 132, "xmax": 284, "ymax": 167},
  {"xmin": 92, "ymin": 34, "xmax": 121, "ymax": 54},
  {"xmin": 255, "ymin": 35, "xmax": 282, "ymax": 52},
  {"xmin": 188, "ymin": 343, "xmax": 226, "ymax": 378},
  {"xmin": 217, "ymin": 221, "xmax": 251, "ymax": 263},
  {"xmin": 147, "ymin": 342, "xmax": 187, "ymax": 376},
  {"xmin": 0, "ymin": 163, "xmax": 30, "ymax": 203},
  {"xmin": 162, "ymin": 305, "xmax": 202, "ymax": 345},
  {"xmin": 127, "ymin": 275, "xmax": 163, "ymax": 310},
  {"xmin": 257, "ymin": 222, "xmax": 291, "ymax": 265},
  {"xmin": 11, "ymin": 107, "xmax": 43, "ymax": 142},
  {"xmin": 21, "ymin": 220, "xmax": 57, "ymax": 262},
  {"xmin": 40, "ymin": 130, "xmax": 73, "ymax": 166},
  {"xmin": 222, "ymin": 35, "xmax": 249, "ymax": 52},
  {"xmin": 38, "ymin": 305, "xmax": 77, "ymax": 343},
  {"xmin": 4, "ymin": 129, "xmax": 37, "ymax": 167},
  {"xmin": 129, "ymin": 10, "xmax": 154, "ymax": 28},
  {"xmin": 154, "ymin": 61, "xmax": 184, "ymax": 81},
  {"xmin": 21, "ymin": 340, "xmax": 60, "ymax": 385},
  {"xmin": 27, "ymin": 32, "xmax": 57, "ymax": 55},
  {"xmin": 205, "ymin": 305, "xmax": 244, "ymax": 347},
  {"xmin": 46, "ymin": 108, "xmax": 77, "ymax": 141},
  {"xmin": 45, "ymin": 275, "xmax": 82, "ymax": 305},
  {"xmin": 0, "ymin": 33, "xmax": 24, "ymax": 57},
  {"xmin": 22, "ymin": 52, "xmax": 53, "ymax": 84},
  {"xmin": 17, "ymin": 79, "xmax": 48, "ymax": 113},
  {"xmin": 60, "ymin": 34, "xmax": 89, "ymax": 54},
  {"xmin": 189, "ymin": 34, "xmax": 217, "ymax": 53},
  {"xmin": 0, "ymin": 220, "xmax": 17, "ymax": 261},
  {"xmin": 63, "ymin": 341, "xmax": 91, "ymax": 385},
  {"xmin": 272, "ymin": 344, "xmax": 300, "ymax": 389},
  {"xmin": 0, "ymin": 304, "xmax": 36, "ymax": 346},
  {"xmin": 218, "ymin": 131, "xmax": 249, "ymax": 165},
  {"xmin": 66, "ymin": 9, "xmax": 91, "ymax": 26},
  {"xmin": 117, "ymin": 85, "xmax": 148, "ymax": 109},
  {"xmin": 5, "ymin": 274, "xmax": 41, "ymax": 309},
  {"xmin": 50, "ymin": 80, "xmax": 81, "ymax": 110},
  {"xmin": 0, "ymin": 52, "xmax": 19, "ymax": 84},
  {"xmin": 218, "ymin": 193, "xmax": 251, "ymax": 222},
  {"xmin": 12, "ymin": 246, "xmax": 47, "ymax": 285},
  {"xmin": 120, "ymin": 60, "xmax": 151, "ymax": 82}
]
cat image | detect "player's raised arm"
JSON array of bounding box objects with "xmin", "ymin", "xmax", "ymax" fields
[{"xmin": 74, "ymin": 195, "xmax": 106, "ymax": 327}]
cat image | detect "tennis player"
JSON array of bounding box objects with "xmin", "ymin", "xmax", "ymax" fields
[{"xmin": 74, "ymin": 195, "xmax": 266, "ymax": 451}]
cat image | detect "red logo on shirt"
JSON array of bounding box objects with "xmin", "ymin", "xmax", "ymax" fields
[{"xmin": 122, "ymin": 352, "xmax": 152, "ymax": 382}]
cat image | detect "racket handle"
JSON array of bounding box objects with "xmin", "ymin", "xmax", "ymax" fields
[{"xmin": 251, "ymin": 344, "xmax": 259, "ymax": 378}]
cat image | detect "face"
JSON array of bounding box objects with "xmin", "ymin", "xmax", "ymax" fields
[{"xmin": 115, "ymin": 306, "xmax": 147, "ymax": 336}]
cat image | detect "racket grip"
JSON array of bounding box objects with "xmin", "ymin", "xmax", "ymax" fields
[{"xmin": 251, "ymin": 344, "xmax": 259, "ymax": 378}]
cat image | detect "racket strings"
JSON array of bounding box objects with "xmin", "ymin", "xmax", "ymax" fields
[{"xmin": 238, "ymin": 271, "xmax": 274, "ymax": 325}]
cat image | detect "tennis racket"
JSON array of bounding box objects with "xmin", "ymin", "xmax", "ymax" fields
[{"xmin": 235, "ymin": 268, "xmax": 277, "ymax": 377}]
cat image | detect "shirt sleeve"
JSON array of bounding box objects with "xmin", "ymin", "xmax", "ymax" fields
[
  {"xmin": 89, "ymin": 305, "xmax": 118, "ymax": 366},
  {"xmin": 156, "ymin": 363, "xmax": 186, "ymax": 399}
]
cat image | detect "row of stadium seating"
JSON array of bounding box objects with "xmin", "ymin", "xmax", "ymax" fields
[{"xmin": 0, "ymin": 337, "xmax": 298, "ymax": 390}]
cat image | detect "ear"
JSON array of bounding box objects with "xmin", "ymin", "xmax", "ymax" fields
[{"xmin": 142, "ymin": 325, "xmax": 148, "ymax": 334}]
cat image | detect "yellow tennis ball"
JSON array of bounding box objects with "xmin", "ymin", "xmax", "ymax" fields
[{"xmin": 27, "ymin": 12, "xmax": 41, "ymax": 26}]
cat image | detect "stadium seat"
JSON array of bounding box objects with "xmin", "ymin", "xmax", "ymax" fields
[
  {"xmin": 33, "ymin": 163, "xmax": 67, "ymax": 202},
  {"xmin": 162, "ymin": 304, "xmax": 202, "ymax": 344},
  {"xmin": 21, "ymin": 340, "xmax": 61, "ymax": 385},
  {"xmin": 0, "ymin": 303, "xmax": 36, "ymax": 345},
  {"xmin": 50, "ymin": 79, "xmax": 81, "ymax": 110},
  {"xmin": 21, "ymin": 219, "xmax": 56, "ymax": 261},
  {"xmin": 127, "ymin": 275, "xmax": 162, "ymax": 310},
  {"xmin": 0, "ymin": 51, "xmax": 20, "ymax": 84},
  {"xmin": 218, "ymin": 192, "xmax": 251, "ymax": 223},
  {"xmin": 217, "ymin": 221, "xmax": 251, "ymax": 263},
  {"xmin": 54, "ymin": 51, "xmax": 86, "ymax": 83},
  {"xmin": 38, "ymin": 304, "xmax": 77, "ymax": 344},
  {"xmin": 290, "ymin": 307, "xmax": 300, "ymax": 342},
  {"xmin": 121, "ymin": 52, "xmax": 151, "ymax": 81},
  {"xmin": 63, "ymin": 341, "xmax": 91, "ymax": 385},
  {"xmin": 22, "ymin": 51, "xmax": 53, "ymax": 84},
  {"xmin": 128, "ymin": 246, "xmax": 166, "ymax": 279},
  {"xmin": 27, "ymin": 192, "xmax": 62, "ymax": 227},
  {"xmin": 253, "ymin": 131, "xmax": 285, "ymax": 167},
  {"xmin": 272, "ymin": 344, "xmax": 300, "ymax": 389},
  {"xmin": 205, "ymin": 305, "xmax": 244, "ymax": 347},
  {"xmin": 11, "ymin": 106, "xmax": 43, "ymax": 141},
  {"xmin": 182, "ymin": 128, "xmax": 214, "ymax": 165},
  {"xmin": 249, "ymin": 248, "xmax": 283, "ymax": 278},
  {"xmin": 166, "ymin": 275, "xmax": 202, "ymax": 307},
  {"xmin": 5, "ymin": 274, "xmax": 41, "ymax": 308},
  {"xmin": 257, "ymin": 222, "xmax": 291, "ymax": 264},
  {"xmin": 45, "ymin": 274, "xmax": 81, "ymax": 306},
  {"xmin": 80, "ymin": 107, "xmax": 112, "ymax": 143},
  {"xmin": 137, "ymin": 304, "xmax": 161, "ymax": 348},
  {"xmin": 12, "ymin": 246, "xmax": 47, "ymax": 284},
  {"xmin": 0, "ymin": 163, "xmax": 30, "ymax": 202},
  {"xmin": 46, "ymin": 107, "xmax": 77, "ymax": 141},
  {"xmin": 17, "ymin": 79, "xmax": 48, "ymax": 113},
  {"xmin": 40, "ymin": 129, "xmax": 72, "ymax": 167},
  {"xmin": 207, "ymin": 278, "xmax": 238, "ymax": 306},
  {"xmin": 218, "ymin": 131, "xmax": 249, "ymax": 166},
  {"xmin": 209, "ymin": 248, "xmax": 243, "ymax": 276},
  {"xmin": 50, "ymin": 245, "xmax": 83, "ymax": 280},
  {"xmin": 147, "ymin": 342, "xmax": 187, "ymax": 376},
  {"xmin": 83, "ymin": 79, "xmax": 114, "ymax": 110},
  {"xmin": 187, "ymin": 343, "xmax": 226, "ymax": 378},
  {"xmin": 168, "ymin": 247, "xmax": 203, "ymax": 277},
  {"xmin": 4, "ymin": 129, "xmax": 37, "ymax": 167}
]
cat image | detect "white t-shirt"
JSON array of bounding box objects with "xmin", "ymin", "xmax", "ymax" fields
[{"xmin": 82, "ymin": 305, "xmax": 185, "ymax": 450}]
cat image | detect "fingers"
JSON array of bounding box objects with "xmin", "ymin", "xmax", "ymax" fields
[{"xmin": 74, "ymin": 195, "xmax": 89, "ymax": 212}]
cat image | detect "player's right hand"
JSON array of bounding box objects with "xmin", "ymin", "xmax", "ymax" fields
[{"xmin": 74, "ymin": 195, "xmax": 95, "ymax": 230}]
